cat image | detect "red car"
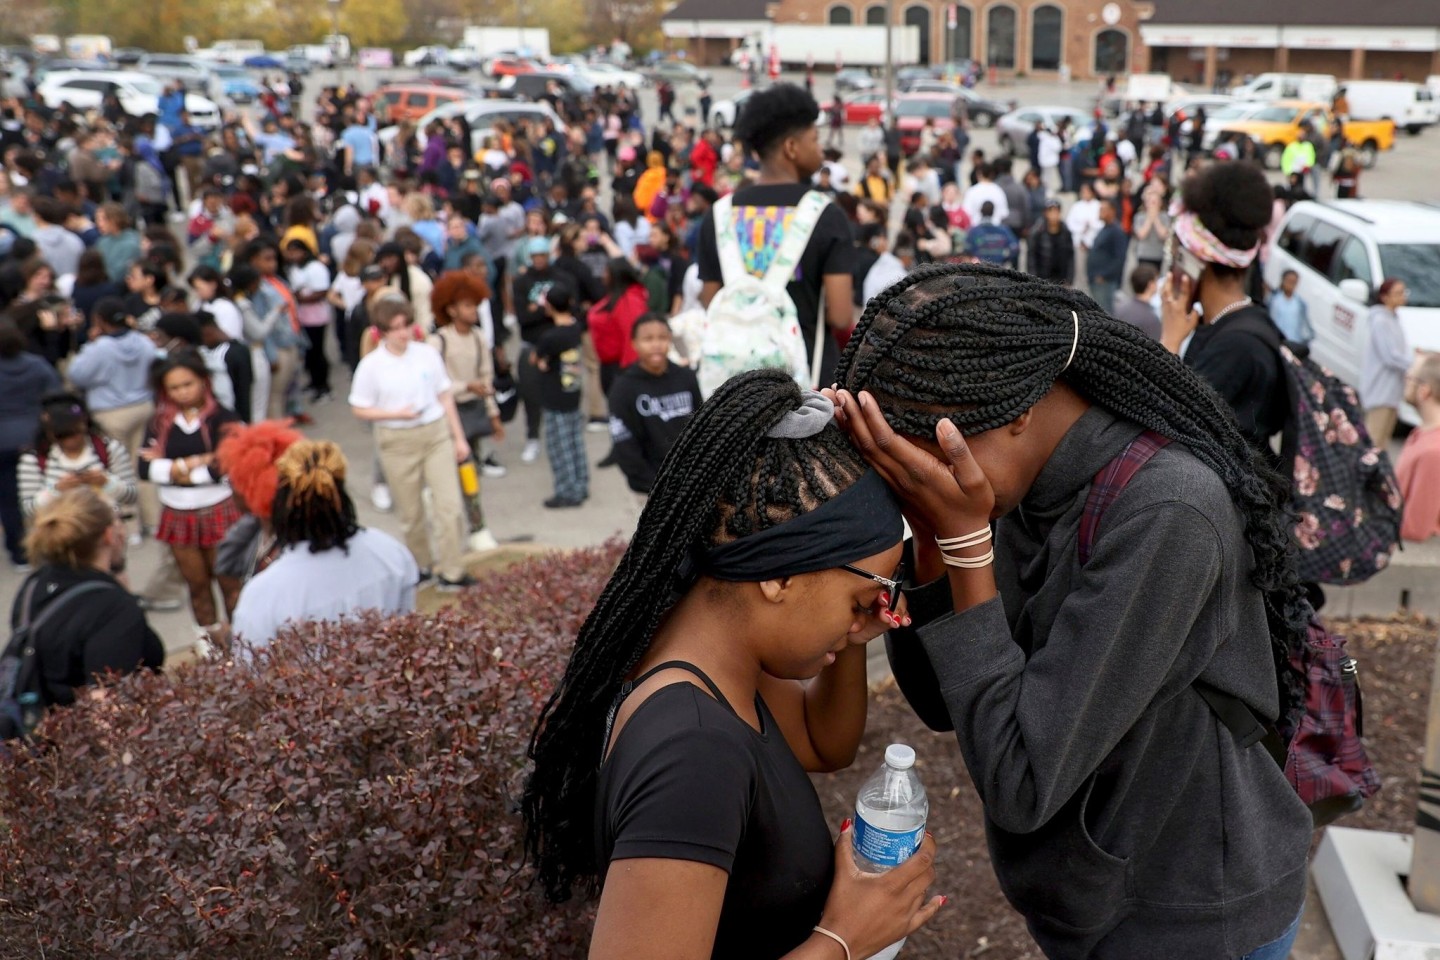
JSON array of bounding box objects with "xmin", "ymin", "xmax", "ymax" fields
[
  {"xmin": 488, "ymin": 56, "xmax": 541, "ymax": 77},
  {"xmin": 825, "ymin": 90, "xmax": 889, "ymax": 126},
  {"xmin": 894, "ymin": 93, "xmax": 959, "ymax": 154}
]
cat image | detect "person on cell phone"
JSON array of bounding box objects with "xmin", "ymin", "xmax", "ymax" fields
[
  {"xmin": 18, "ymin": 393, "xmax": 138, "ymax": 520},
  {"xmin": 1158, "ymin": 162, "xmax": 1287, "ymax": 457}
]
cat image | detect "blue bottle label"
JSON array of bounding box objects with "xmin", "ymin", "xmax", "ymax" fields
[{"xmin": 852, "ymin": 812, "xmax": 924, "ymax": 868}]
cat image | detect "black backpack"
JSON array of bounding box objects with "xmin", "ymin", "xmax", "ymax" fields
[{"xmin": 0, "ymin": 580, "xmax": 112, "ymax": 742}]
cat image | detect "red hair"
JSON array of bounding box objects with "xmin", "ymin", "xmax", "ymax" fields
[
  {"xmin": 430, "ymin": 270, "xmax": 492, "ymax": 327},
  {"xmin": 214, "ymin": 420, "xmax": 304, "ymax": 518}
]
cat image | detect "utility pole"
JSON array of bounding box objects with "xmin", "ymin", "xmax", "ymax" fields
[{"xmin": 883, "ymin": 0, "xmax": 893, "ymax": 121}]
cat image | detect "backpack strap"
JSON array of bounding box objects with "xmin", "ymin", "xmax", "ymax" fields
[
  {"xmin": 762, "ymin": 191, "xmax": 830, "ymax": 293},
  {"xmin": 1077, "ymin": 430, "xmax": 1269, "ymax": 751},
  {"xmin": 1077, "ymin": 429, "xmax": 1172, "ymax": 565},
  {"xmin": 712, "ymin": 194, "xmax": 743, "ymax": 288},
  {"xmin": 8, "ymin": 581, "xmax": 115, "ymax": 660},
  {"xmin": 92, "ymin": 434, "xmax": 110, "ymax": 470}
]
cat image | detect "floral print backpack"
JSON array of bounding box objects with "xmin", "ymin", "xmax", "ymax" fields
[{"xmin": 1276, "ymin": 343, "xmax": 1403, "ymax": 585}]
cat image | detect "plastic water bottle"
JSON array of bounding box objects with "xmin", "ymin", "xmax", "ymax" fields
[{"xmin": 852, "ymin": 743, "xmax": 928, "ymax": 960}]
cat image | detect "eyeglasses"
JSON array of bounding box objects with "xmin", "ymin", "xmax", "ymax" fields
[{"xmin": 839, "ymin": 561, "xmax": 905, "ymax": 613}]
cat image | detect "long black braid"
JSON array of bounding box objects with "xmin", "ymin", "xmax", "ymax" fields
[
  {"xmin": 524, "ymin": 369, "xmax": 868, "ymax": 903},
  {"xmin": 837, "ymin": 262, "xmax": 1308, "ymax": 725}
]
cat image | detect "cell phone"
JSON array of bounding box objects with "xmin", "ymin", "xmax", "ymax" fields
[{"xmin": 1165, "ymin": 235, "xmax": 1203, "ymax": 293}]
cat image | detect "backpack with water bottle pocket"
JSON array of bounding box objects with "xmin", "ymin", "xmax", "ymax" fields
[
  {"xmin": 0, "ymin": 580, "xmax": 113, "ymax": 743},
  {"xmin": 699, "ymin": 190, "xmax": 829, "ymax": 399}
]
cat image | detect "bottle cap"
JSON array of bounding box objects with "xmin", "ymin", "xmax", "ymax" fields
[{"xmin": 885, "ymin": 743, "xmax": 916, "ymax": 770}]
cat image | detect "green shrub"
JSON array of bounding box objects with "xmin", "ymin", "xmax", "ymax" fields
[{"xmin": 0, "ymin": 544, "xmax": 624, "ymax": 959}]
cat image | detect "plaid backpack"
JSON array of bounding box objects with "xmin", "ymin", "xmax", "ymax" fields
[
  {"xmin": 1229, "ymin": 316, "xmax": 1402, "ymax": 586},
  {"xmin": 1081, "ymin": 430, "xmax": 1380, "ymax": 826}
]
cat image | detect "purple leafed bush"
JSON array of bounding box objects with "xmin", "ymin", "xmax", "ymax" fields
[{"xmin": 0, "ymin": 543, "xmax": 624, "ymax": 959}]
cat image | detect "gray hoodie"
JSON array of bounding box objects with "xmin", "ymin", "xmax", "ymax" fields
[
  {"xmin": 887, "ymin": 408, "xmax": 1310, "ymax": 959},
  {"xmin": 67, "ymin": 329, "xmax": 157, "ymax": 412}
]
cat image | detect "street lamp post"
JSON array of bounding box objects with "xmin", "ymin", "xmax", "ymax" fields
[{"xmin": 883, "ymin": 0, "xmax": 893, "ymax": 124}]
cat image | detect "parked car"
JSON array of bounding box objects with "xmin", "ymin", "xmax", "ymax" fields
[
  {"xmin": 112, "ymin": 47, "xmax": 147, "ymax": 65},
  {"xmin": 486, "ymin": 56, "xmax": 542, "ymax": 77},
  {"xmin": 894, "ymin": 93, "xmax": 958, "ymax": 154},
  {"xmin": 834, "ymin": 68, "xmax": 876, "ymax": 94},
  {"xmin": 283, "ymin": 53, "xmax": 311, "ymax": 75},
  {"xmin": 896, "ymin": 65, "xmax": 942, "ymax": 90},
  {"xmin": 403, "ymin": 45, "xmax": 450, "ymax": 68},
  {"xmin": 951, "ymin": 87, "xmax": 1016, "ymax": 128},
  {"xmin": 1180, "ymin": 101, "xmax": 1270, "ymax": 152},
  {"xmin": 581, "ymin": 60, "xmax": 647, "ymax": 89},
  {"xmin": 1230, "ymin": 72, "xmax": 1337, "ymax": 104},
  {"xmin": 378, "ymin": 99, "xmax": 567, "ymax": 155},
  {"xmin": 38, "ymin": 70, "xmax": 221, "ymax": 128},
  {"xmin": 375, "ymin": 83, "xmax": 468, "ymax": 125},
  {"xmin": 137, "ymin": 54, "xmax": 214, "ymax": 94},
  {"xmin": 499, "ymin": 70, "xmax": 594, "ymax": 104},
  {"xmin": 243, "ymin": 53, "xmax": 285, "ymax": 69},
  {"xmin": 1264, "ymin": 199, "xmax": 1440, "ymax": 425},
  {"xmin": 1219, "ymin": 100, "xmax": 1395, "ymax": 169},
  {"xmin": 709, "ymin": 88, "xmax": 754, "ymax": 129},
  {"xmin": 825, "ymin": 89, "xmax": 889, "ymax": 126},
  {"xmin": 996, "ymin": 105, "xmax": 1091, "ymax": 156},
  {"xmin": 645, "ymin": 59, "xmax": 710, "ymax": 86}
]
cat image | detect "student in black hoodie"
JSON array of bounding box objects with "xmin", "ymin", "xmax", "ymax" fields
[
  {"xmin": 831, "ymin": 263, "xmax": 1312, "ymax": 960},
  {"xmin": 607, "ymin": 315, "xmax": 701, "ymax": 497},
  {"xmin": 4, "ymin": 487, "xmax": 163, "ymax": 739}
]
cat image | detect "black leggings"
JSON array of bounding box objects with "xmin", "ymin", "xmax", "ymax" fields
[
  {"xmin": 303, "ymin": 323, "xmax": 330, "ymax": 395},
  {"xmin": 518, "ymin": 344, "xmax": 544, "ymax": 441}
]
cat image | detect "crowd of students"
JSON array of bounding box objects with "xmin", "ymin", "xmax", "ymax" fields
[{"xmin": 0, "ymin": 62, "xmax": 1437, "ymax": 960}]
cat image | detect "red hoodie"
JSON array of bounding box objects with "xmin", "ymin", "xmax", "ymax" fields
[
  {"xmin": 691, "ymin": 137, "xmax": 718, "ymax": 188},
  {"xmin": 587, "ymin": 284, "xmax": 649, "ymax": 367}
]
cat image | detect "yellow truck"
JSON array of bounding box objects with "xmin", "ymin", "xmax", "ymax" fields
[{"xmin": 1220, "ymin": 99, "xmax": 1396, "ymax": 169}]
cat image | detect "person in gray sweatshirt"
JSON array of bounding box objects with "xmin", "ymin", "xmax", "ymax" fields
[
  {"xmin": 67, "ymin": 296, "xmax": 160, "ymax": 530},
  {"xmin": 830, "ymin": 263, "xmax": 1312, "ymax": 960}
]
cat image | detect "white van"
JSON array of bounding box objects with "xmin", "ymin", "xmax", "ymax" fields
[
  {"xmin": 1231, "ymin": 73, "xmax": 1337, "ymax": 104},
  {"xmin": 1264, "ymin": 199, "xmax": 1440, "ymax": 425},
  {"xmin": 1340, "ymin": 80, "xmax": 1438, "ymax": 133}
]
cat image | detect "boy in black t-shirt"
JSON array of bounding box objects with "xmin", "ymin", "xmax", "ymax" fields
[
  {"xmin": 607, "ymin": 315, "xmax": 702, "ymax": 497},
  {"xmin": 531, "ymin": 286, "xmax": 588, "ymax": 508},
  {"xmin": 696, "ymin": 83, "xmax": 854, "ymax": 386}
]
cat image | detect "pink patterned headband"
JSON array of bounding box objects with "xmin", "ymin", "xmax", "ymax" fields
[{"xmin": 1170, "ymin": 200, "xmax": 1260, "ymax": 269}]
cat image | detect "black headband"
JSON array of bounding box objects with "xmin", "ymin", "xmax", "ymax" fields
[{"xmin": 701, "ymin": 469, "xmax": 905, "ymax": 582}]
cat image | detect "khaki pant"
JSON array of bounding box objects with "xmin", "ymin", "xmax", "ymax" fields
[
  {"xmin": 581, "ymin": 332, "xmax": 607, "ymax": 421},
  {"xmin": 92, "ymin": 399, "xmax": 158, "ymax": 529},
  {"xmin": 375, "ymin": 418, "xmax": 466, "ymax": 581},
  {"xmin": 267, "ymin": 345, "xmax": 301, "ymax": 420},
  {"xmin": 1365, "ymin": 406, "xmax": 1399, "ymax": 449}
]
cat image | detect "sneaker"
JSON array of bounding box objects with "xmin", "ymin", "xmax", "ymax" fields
[
  {"xmin": 521, "ymin": 439, "xmax": 541, "ymax": 463},
  {"xmin": 481, "ymin": 453, "xmax": 507, "ymax": 478},
  {"xmin": 469, "ymin": 527, "xmax": 499, "ymax": 551},
  {"xmin": 416, "ymin": 567, "xmax": 435, "ymax": 586},
  {"xmin": 12, "ymin": 561, "xmax": 32, "ymax": 575},
  {"xmin": 502, "ymin": 313, "xmax": 519, "ymax": 335},
  {"xmin": 436, "ymin": 573, "xmax": 478, "ymax": 592},
  {"xmin": 311, "ymin": 390, "xmax": 334, "ymax": 404},
  {"xmin": 127, "ymin": 530, "xmax": 144, "ymax": 547},
  {"xmin": 543, "ymin": 496, "xmax": 585, "ymax": 509},
  {"xmin": 371, "ymin": 483, "xmax": 394, "ymax": 511},
  {"xmin": 137, "ymin": 595, "xmax": 184, "ymax": 612},
  {"xmin": 193, "ymin": 630, "xmax": 215, "ymax": 661},
  {"xmin": 597, "ymin": 451, "xmax": 618, "ymax": 468},
  {"xmin": 586, "ymin": 419, "xmax": 609, "ymax": 433}
]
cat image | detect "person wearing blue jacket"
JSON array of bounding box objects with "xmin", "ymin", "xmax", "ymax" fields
[{"xmin": 67, "ymin": 296, "xmax": 160, "ymax": 532}]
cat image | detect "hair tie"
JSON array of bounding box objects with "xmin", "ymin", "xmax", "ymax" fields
[
  {"xmin": 1061, "ymin": 311, "xmax": 1080, "ymax": 374},
  {"xmin": 766, "ymin": 390, "xmax": 834, "ymax": 440}
]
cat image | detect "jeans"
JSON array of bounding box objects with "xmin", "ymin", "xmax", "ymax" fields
[
  {"xmin": 0, "ymin": 449, "xmax": 23, "ymax": 564},
  {"xmin": 1239, "ymin": 912, "xmax": 1302, "ymax": 960},
  {"xmin": 1089, "ymin": 278, "xmax": 1118, "ymax": 315}
]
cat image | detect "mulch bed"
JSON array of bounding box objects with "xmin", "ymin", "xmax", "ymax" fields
[{"xmin": 814, "ymin": 616, "xmax": 1439, "ymax": 960}]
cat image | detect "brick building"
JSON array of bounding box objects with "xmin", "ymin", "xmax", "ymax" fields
[{"xmin": 663, "ymin": 0, "xmax": 1440, "ymax": 83}]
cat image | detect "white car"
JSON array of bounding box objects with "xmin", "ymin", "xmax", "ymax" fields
[
  {"xmin": 709, "ymin": 89, "xmax": 754, "ymax": 129},
  {"xmin": 377, "ymin": 99, "xmax": 567, "ymax": 155},
  {"xmin": 403, "ymin": 45, "xmax": 449, "ymax": 68},
  {"xmin": 580, "ymin": 61, "xmax": 646, "ymax": 90},
  {"xmin": 38, "ymin": 70, "xmax": 221, "ymax": 128},
  {"xmin": 1179, "ymin": 101, "xmax": 1269, "ymax": 152},
  {"xmin": 1264, "ymin": 199, "xmax": 1440, "ymax": 424}
]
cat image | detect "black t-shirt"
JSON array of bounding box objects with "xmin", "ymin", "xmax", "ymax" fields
[
  {"xmin": 697, "ymin": 183, "xmax": 854, "ymax": 386},
  {"xmin": 535, "ymin": 321, "xmax": 584, "ymax": 412},
  {"xmin": 596, "ymin": 679, "xmax": 834, "ymax": 960},
  {"xmin": 1184, "ymin": 305, "xmax": 1289, "ymax": 455},
  {"xmin": 513, "ymin": 267, "xmax": 574, "ymax": 345}
]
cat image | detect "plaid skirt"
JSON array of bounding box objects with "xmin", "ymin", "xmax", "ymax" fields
[{"xmin": 157, "ymin": 497, "xmax": 243, "ymax": 549}]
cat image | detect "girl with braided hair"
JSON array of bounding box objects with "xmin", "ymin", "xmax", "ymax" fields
[
  {"xmin": 830, "ymin": 262, "xmax": 1312, "ymax": 960},
  {"xmin": 230, "ymin": 440, "xmax": 416, "ymax": 652},
  {"xmin": 524, "ymin": 369, "xmax": 944, "ymax": 960}
]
